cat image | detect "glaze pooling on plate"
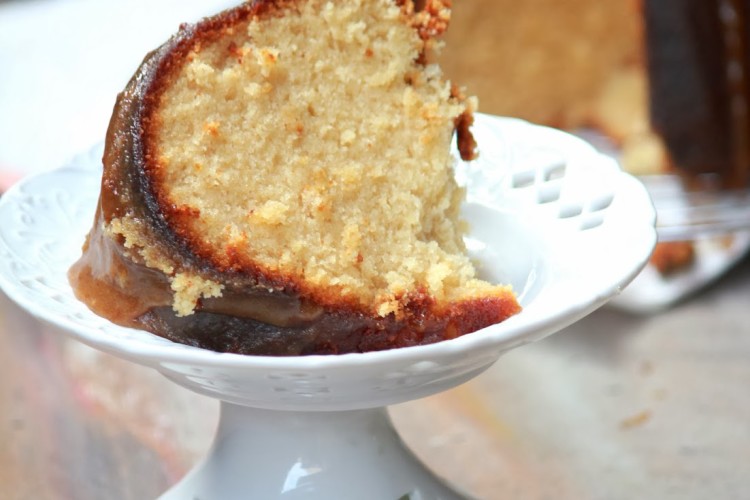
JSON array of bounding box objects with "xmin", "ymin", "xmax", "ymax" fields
[{"xmin": 0, "ymin": 115, "xmax": 656, "ymax": 411}]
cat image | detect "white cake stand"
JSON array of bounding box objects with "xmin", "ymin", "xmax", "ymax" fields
[{"xmin": 0, "ymin": 115, "xmax": 656, "ymax": 499}]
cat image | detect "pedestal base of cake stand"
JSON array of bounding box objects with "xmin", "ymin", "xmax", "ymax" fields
[{"xmin": 159, "ymin": 402, "xmax": 467, "ymax": 500}]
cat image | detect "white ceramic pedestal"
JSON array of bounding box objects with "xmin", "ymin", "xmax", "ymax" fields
[
  {"xmin": 0, "ymin": 115, "xmax": 657, "ymax": 499},
  {"xmin": 162, "ymin": 404, "xmax": 464, "ymax": 500}
]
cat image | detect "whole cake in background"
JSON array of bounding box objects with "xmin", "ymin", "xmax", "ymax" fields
[
  {"xmin": 441, "ymin": 0, "xmax": 750, "ymax": 188},
  {"xmin": 440, "ymin": 0, "xmax": 653, "ymax": 169},
  {"xmin": 68, "ymin": 0, "xmax": 521, "ymax": 356}
]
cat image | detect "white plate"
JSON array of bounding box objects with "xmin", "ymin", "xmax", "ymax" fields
[{"xmin": 0, "ymin": 114, "xmax": 656, "ymax": 412}]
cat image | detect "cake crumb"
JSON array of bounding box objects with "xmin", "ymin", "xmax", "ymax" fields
[
  {"xmin": 203, "ymin": 121, "xmax": 220, "ymax": 136},
  {"xmin": 251, "ymin": 200, "xmax": 290, "ymax": 225},
  {"xmin": 620, "ymin": 410, "xmax": 652, "ymax": 430},
  {"xmin": 650, "ymin": 241, "xmax": 695, "ymax": 275},
  {"xmin": 170, "ymin": 273, "xmax": 223, "ymax": 317},
  {"xmin": 340, "ymin": 129, "xmax": 357, "ymax": 145}
]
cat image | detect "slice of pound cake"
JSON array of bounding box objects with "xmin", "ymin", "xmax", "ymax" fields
[{"xmin": 68, "ymin": 0, "xmax": 521, "ymax": 356}]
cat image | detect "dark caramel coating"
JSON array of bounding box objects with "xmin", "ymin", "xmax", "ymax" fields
[
  {"xmin": 645, "ymin": 0, "xmax": 750, "ymax": 188},
  {"xmin": 138, "ymin": 293, "xmax": 520, "ymax": 356},
  {"xmin": 68, "ymin": 0, "xmax": 518, "ymax": 356}
]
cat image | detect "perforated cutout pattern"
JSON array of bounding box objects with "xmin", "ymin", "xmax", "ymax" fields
[{"xmin": 456, "ymin": 115, "xmax": 619, "ymax": 234}]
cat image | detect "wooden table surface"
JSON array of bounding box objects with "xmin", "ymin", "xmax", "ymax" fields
[{"xmin": 1, "ymin": 254, "xmax": 749, "ymax": 499}]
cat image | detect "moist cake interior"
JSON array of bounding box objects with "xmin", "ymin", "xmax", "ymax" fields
[{"xmin": 123, "ymin": 0, "xmax": 506, "ymax": 320}]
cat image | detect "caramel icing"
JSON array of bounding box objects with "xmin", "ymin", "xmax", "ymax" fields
[
  {"xmin": 68, "ymin": 208, "xmax": 172, "ymax": 327},
  {"xmin": 69, "ymin": 207, "xmax": 325, "ymax": 332},
  {"xmin": 69, "ymin": 204, "xmax": 518, "ymax": 355}
]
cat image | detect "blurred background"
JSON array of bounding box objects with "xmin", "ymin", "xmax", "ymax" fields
[
  {"xmin": 0, "ymin": 0, "xmax": 236, "ymax": 188},
  {"xmin": 1, "ymin": 1, "xmax": 749, "ymax": 499}
]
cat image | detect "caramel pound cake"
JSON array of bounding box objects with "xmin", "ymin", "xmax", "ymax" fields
[{"xmin": 68, "ymin": 0, "xmax": 521, "ymax": 356}]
